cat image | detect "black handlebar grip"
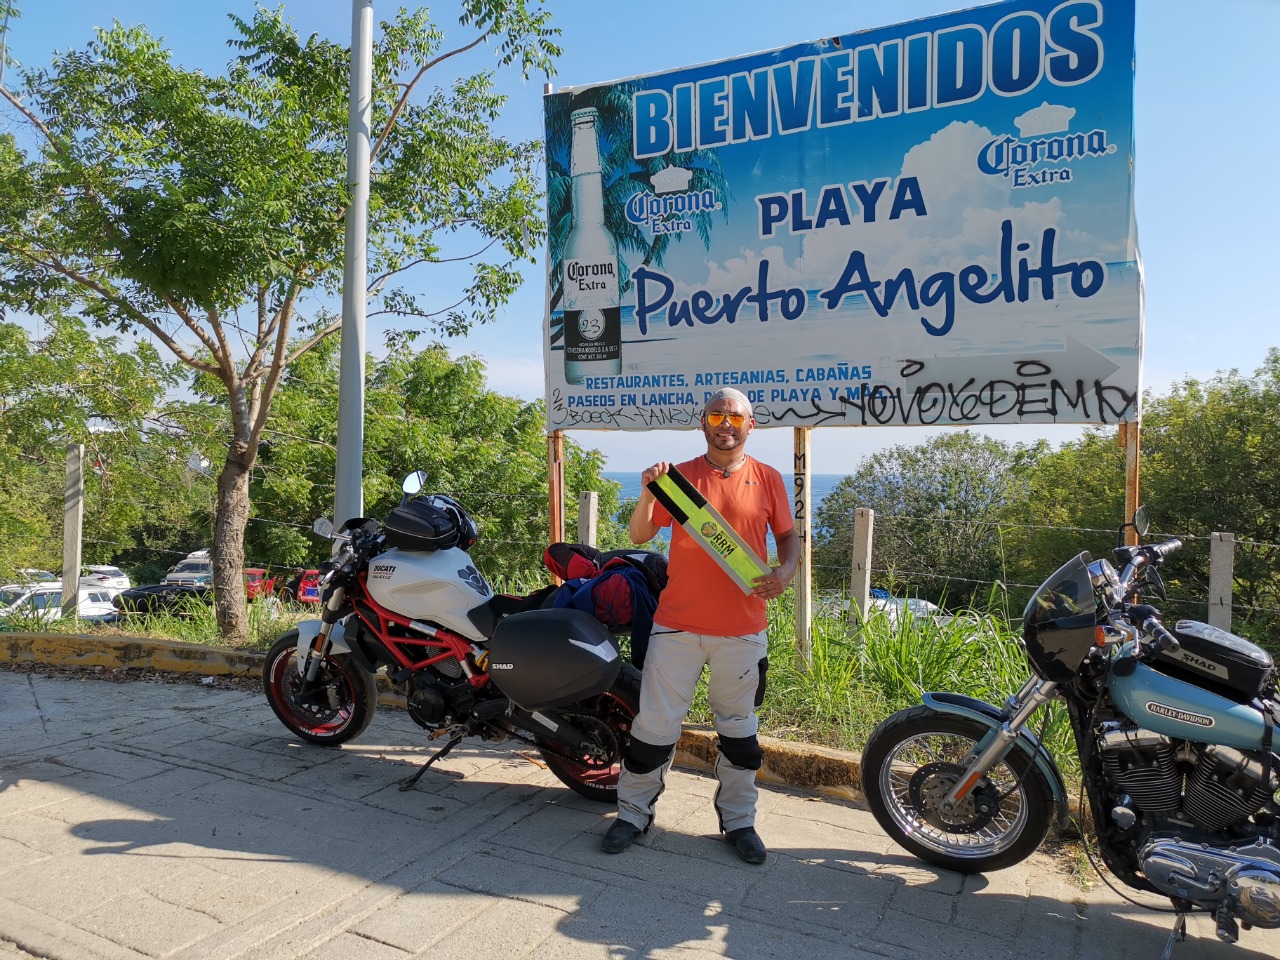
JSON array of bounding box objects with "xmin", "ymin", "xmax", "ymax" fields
[
  {"xmin": 1151, "ymin": 539, "xmax": 1182, "ymax": 559},
  {"xmin": 1143, "ymin": 616, "xmax": 1180, "ymax": 653}
]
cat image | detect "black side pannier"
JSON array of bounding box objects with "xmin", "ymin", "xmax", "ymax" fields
[{"xmin": 382, "ymin": 494, "xmax": 478, "ymax": 553}]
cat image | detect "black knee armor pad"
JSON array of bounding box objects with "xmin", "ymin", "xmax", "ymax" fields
[
  {"xmin": 624, "ymin": 735, "xmax": 675, "ymax": 775},
  {"xmin": 717, "ymin": 734, "xmax": 763, "ymax": 770}
]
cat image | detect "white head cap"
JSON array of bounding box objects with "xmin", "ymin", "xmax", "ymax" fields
[{"xmin": 701, "ymin": 387, "xmax": 753, "ymax": 418}]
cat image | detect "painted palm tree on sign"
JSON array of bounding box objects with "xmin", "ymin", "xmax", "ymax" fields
[{"xmin": 544, "ymin": 81, "xmax": 729, "ymax": 338}]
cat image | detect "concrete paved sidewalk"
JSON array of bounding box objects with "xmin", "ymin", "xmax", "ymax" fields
[{"xmin": 1, "ymin": 670, "xmax": 1277, "ymax": 960}]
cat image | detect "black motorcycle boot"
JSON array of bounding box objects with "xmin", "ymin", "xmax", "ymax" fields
[
  {"xmin": 724, "ymin": 826, "xmax": 767, "ymax": 864},
  {"xmin": 601, "ymin": 819, "xmax": 643, "ymax": 854}
]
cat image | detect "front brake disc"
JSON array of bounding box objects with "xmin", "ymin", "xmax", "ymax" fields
[{"xmin": 907, "ymin": 761, "xmax": 1000, "ymax": 834}]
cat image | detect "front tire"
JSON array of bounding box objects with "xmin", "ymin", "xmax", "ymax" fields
[
  {"xmin": 536, "ymin": 664, "xmax": 641, "ymax": 802},
  {"xmin": 263, "ymin": 630, "xmax": 377, "ymax": 746},
  {"xmin": 862, "ymin": 705, "xmax": 1053, "ymax": 873}
]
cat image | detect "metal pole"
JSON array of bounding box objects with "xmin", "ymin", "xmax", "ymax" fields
[{"xmin": 334, "ymin": 0, "xmax": 373, "ymax": 526}]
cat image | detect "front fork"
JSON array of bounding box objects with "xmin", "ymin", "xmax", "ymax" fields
[
  {"xmin": 939, "ymin": 675, "xmax": 1059, "ymax": 817},
  {"xmin": 300, "ymin": 584, "xmax": 348, "ymax": 685}
]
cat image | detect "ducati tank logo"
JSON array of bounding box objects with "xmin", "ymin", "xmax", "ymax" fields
[
  {"xmin": 370, "ymin": 563, "xmax": 395, "ymax": 580},
  {"xmin": 457, "ymin": 564, "xmax": 491, "ymax": 596},
  {"xmin": 1145, "ymin": 701, "xmax": 1215, "ymax": 728}
]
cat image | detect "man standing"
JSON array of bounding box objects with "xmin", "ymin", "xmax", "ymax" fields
[{"xmin": 601, "ymin": 388, "xmax": 799, "ymax": 863}]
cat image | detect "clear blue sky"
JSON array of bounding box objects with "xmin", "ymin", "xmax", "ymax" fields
[{"xmin": 4, "ymin": 0, "xmax": 1275, "ymax": 473}]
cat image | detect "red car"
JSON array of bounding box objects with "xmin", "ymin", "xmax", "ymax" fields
[
  {"xmin": 284, "ymin": 569, "xmax": 321, "ymax": 604},
  {"xmin": 244, "ymin": 568, "xmax": 276, "ymax": 600}
]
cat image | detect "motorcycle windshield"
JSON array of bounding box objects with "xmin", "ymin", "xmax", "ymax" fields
[
  {"xmin": 1021, "ymin": 552, "xmax": 1100, "ymax": 682},
  {"xmin": 1023, "ymin": 553, "xmax": 1095, "ymax": 630}
]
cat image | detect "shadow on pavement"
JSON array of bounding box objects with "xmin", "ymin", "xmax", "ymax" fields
[{"xmin": 1, "ymin": 670, "xmax": 1276, "ymax": 960}]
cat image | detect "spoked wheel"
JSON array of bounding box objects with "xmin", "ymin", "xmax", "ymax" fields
[
  {"xmin": 262, "ymin": 630, "xmax": 377, "ymax": 746},
  {"xmin": 536, "ymin": 664, "xmax": 641, "ymax": 802},
  {"xmin": 861, "ymin": 706, "xmax": 1053, "ymax": 873}
]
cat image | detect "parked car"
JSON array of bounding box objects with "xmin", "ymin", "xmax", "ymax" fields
[
  {"xmin": 1, "ymin": 583, "xmax": 118, "ymax": 622},
  {"xmin": 867, "ymin": 595, "xmax": 943, "ymax": 623},
  {"xmin": 81, "ymin": 565, "xmax": 132, "ymax": 591},
  {"xmin": 16, "ymin": 568, "xmax": 58, "ymax": 584},
  {"xmin": 282, "ymin": 569, "xmax": 321, "ymax": 604},
  {"xmin": 244, "ymin": 567, "xmax": 276, "ymax": 600},
  {"xmin": 1, "ymin": 583, "xmax": 63, "ymax": 621},
  {"xmin": 161, "ymin": 559, "xmax": 213, "ymax": 587},
  {"xmin": 112, "ymin": 583, "xmax": 213, "ymax": 616}
]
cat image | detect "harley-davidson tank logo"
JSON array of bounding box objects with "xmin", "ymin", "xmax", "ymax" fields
[
  {"xmin": 457, "ymin": 564, "xmax": 491, "ymax": 596},
  {"xmin": 1145, "ymin": 701, "xmax": 1215, "ymax": 727}
]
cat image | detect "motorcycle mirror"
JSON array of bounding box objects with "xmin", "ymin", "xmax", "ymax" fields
[
  {"xmin": 402, "ymin": 471, "xmax": 427, "ymax": 496},
  {"xmin": 1133, "ymin": 505, "xmax": 1151, "ymax": 536},
  {"xmin": 312, "ymin": 517, "xmax": 334, "ymax": 538}
]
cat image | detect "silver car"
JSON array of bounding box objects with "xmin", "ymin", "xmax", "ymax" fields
[{"xmin": 81, "ymin": 565, "xmax": 132, "ymax": 591}]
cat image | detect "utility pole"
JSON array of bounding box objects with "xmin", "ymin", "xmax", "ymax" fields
[{"xmin": 334, "ymin": 0, "xmax": 373, "ymax": 526}]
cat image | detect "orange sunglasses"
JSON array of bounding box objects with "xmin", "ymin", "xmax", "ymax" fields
[{"xmin": 704, "ymin": 411, "xmax": 748, "ymax": 428}]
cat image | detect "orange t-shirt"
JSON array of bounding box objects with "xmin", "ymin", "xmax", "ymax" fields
[{"xmin": 649, "ymin": 456, "xmax": 794, "ymax": 636}]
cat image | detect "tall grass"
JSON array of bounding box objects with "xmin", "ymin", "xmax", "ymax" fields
[
  {"xmin": 686, "ymin": 592, "xmax": 1078, "ymax": 778},
  {"xmin": 17, "ymin": 598, "xmax": 301, "ymax": 651}
]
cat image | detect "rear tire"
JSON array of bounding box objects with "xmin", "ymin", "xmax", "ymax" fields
[
  {"xmin": 537, "ymin": 664, "xmax": 641, "ymax": 802},
  {"xmin": 263, "ymin": 630, "xmax": 377, "ymax": 746},
  {"xmin": 861, "ymin": 705, "xmax": 1053, "ymax": 873}
]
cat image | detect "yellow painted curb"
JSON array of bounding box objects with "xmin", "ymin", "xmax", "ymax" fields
[
  {"xmin": 1, "ymin": 631, "xmax": 262, "ymax": 678},
  {"xmin": 676, "ymin": 728, "xmax": 863, "ymax": 802}
]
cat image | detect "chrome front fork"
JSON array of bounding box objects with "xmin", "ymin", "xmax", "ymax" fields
[
  {"xmin": 939, "ymin": 675, "xmax": 1059, "ymax": 815},
  {"xmin": 302, "ymin": 585, "xmax": 347, "ymax": 683}
]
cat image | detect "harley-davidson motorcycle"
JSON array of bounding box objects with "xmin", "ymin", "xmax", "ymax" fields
[
  {"xmin": 862, "ymin": 508, "xmax": 1279, "ymax": 957},
  {"xmin": 262, "ymin": 473, "xmax": 640, "ymax": 801}
]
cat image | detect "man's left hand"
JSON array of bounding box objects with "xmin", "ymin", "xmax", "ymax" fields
[{"xmin": 751, "ymin": 566, "xmax": 791, "ymax": 600}]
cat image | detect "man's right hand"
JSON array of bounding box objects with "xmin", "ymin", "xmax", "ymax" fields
[
  {"xmin": 631, "ymin": 461, "xmax": 671, "ymax": 544},
  {"xmin": 639, "ymin": 461, "xmax": 671, "ymax": 494}
]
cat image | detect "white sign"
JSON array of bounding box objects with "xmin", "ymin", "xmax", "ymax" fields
[{"xmin": 543, "ymin": 0, "xmax": 1140, "ymax": 432}]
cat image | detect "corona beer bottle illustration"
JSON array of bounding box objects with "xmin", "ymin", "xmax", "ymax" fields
[{"xmin": 563, "ymin": 108, "xmax": 621, "ymax": 383}]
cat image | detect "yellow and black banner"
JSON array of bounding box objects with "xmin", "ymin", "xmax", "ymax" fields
[{"xmin": 648, "ymin": 466, "xmax": 770, "ymax": 594}]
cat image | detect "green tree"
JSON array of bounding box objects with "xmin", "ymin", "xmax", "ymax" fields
[
  {"xmin": 999, "ymin": 426, "xmax": 1127, "ymax": 609},
  {"xmin": 248, "ymin": 340, "xmax": 621, "ymax": 584},
  {"xmin": 0, "ymin": 4, "xmax": 560, "ymax": 642},
  {"xmin": 1142, "ymin": 352, "xmax": 1280, "ymax": 639},
  {"xmin": 0, "ymin": 314, "xmax": 188, "ymax": 582},
  {"xmin": 812, "ymin": 431, "xmax": 1039, "ymax": 608}
]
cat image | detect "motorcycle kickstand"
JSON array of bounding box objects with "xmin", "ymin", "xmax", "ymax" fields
[
  {"xmin": 399, "ymin": 733, "xmax": 465, "ymax": 792},
  {"xmin": 1157, "ymin": 907, "xmax": 1188, "ymax": 960}
]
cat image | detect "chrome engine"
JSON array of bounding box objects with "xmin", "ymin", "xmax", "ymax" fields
[
  {"xmin": 1097, "ymin": 722, "xmax": 1280, "ymax": 926},
  {"xmin": 1099, "ymin": 724, "xmax": 1276, "ymax": 828},
  {"xmin": 1139, "ymin": 838, "xmax": 1280, "ymax": 928}
]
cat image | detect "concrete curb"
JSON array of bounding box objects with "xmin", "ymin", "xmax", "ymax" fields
[{"xmin": 1, "ymin": 631, "xmax": 867, "ymax": 801}]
